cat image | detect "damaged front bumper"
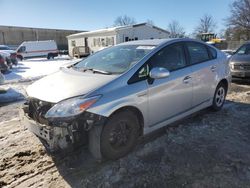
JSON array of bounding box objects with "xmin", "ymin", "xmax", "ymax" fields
[
  {"xmin": 20, "ymin": 108, "xmax": 63, "ymax": 151},
  {"xmin": 20, "ymin": 100, "xmax": 106, "ymax": 152}
]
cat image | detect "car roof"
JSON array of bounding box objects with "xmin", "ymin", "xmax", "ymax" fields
[
  {"xmin": 117, "ymin": 38, "xmax": 208, "ymax": 47},
  {"xmin": 118, "ymin": 39, "xmax": 171, "ymax": 46}
]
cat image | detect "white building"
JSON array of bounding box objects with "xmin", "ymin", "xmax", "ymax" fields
[{"xmin": 67, "ymin": 23, "xmax": 170, "ymax": 57}]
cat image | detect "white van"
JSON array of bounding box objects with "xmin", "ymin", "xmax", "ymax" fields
[{"xmin": 16, "ymin": 40, "xmax": 58, "ymax": 60}]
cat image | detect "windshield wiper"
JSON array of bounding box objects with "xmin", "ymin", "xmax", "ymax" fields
[
  {"xmin": 91, "ymin": 69, "xmax": 112, "ymax": 75},
  {"xmin": 73, "ymin": 67, "xmax": 112, "ymax": 75}
]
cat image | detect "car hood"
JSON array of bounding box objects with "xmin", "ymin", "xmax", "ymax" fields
[
  {"xmin": 26, "ymin": 68, "xmax": 118, "ymax": 103},
  {"xmin": 0, "ymin": 51, "xmax": 10, "ymax": 58},
  {"xmin": 230, "ymin": 54, "xmax": 250, "ymax": 64},
  {"xmin": 0, "ymin": 50, "xmax": 15, "ymax": 54}
]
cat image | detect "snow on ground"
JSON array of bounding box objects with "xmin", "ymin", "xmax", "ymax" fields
[
  {"xmin": 0, "ymin": 85, "xmax": 25, "ymax": 103},
  {"xmin": 4, "ymin": 55, "xmax": 76, "ymax": 83},
  {"xmin": 1, "ymin": 83, "xmax": 250, "ymax": 187},
  {"xmin": 0, "ymin": 55, "xmax": 80, "ymax": 104}
]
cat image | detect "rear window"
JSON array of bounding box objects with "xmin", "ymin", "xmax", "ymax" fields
[{"xmin": 186, "ymin": 42, "xmax": 210, "ymax": 64}]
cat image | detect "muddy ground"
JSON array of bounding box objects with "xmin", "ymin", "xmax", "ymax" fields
[{"xmin": 0, "ymin": 80, "xmax": 250, "ymax": 188}]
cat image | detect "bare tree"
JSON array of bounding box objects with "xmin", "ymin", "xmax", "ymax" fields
[
  {"xmin": 227, "ymin": 0, "xmax": 250, "ymax": 30},
  {"xmin": 168, "ymin": 20, "xmax": 185, "ymax": 38},
  {"xmin": 114, "ymin": 15, "xmax": 136, "ymax": 26},
  {"xmin": 195, "ymin": 14, "xmax": 216, "ymax": 34},
  {"xmin": 226, "ymin": 0, "xmax": 250, "ymax": 40}
]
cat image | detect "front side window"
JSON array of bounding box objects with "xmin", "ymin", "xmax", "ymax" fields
[
  {"xmin": 236, "ymin": 44, "xmax": 250, "ymax": 55},
  {"xmin": 17, "ymin": 46, "xmax": 26, "ymax": 53},
  {"xmin": 148, "ymin": 43, "xmax": 187, "ymax": 71},
  {"xmin": 74, "ymin": 45, "xmax": 155, "ymax": 74},
  {"xmin": 186, "ymin": 42, "xmax": 210, "ymax": 64}
]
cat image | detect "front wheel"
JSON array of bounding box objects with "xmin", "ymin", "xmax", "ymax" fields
[
  {"xmin": 211, "ymin": 82, "xmax": 227, "ymax": 111},
  {"xmin": 101, "ymin": 111, "xmax": 140, "ymax": 160}
]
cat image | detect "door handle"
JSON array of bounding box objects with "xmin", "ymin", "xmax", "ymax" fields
[
  {"xmin": 137, "ymin": 92, "xmax": 147, "ymax": 97},
  {"xmin": 183, "ymin": 76, "xmax": 191, "ymax": 84},
  {"xmin": 211, "ymin": 65, "xmax": 216, "ymax": 72}
]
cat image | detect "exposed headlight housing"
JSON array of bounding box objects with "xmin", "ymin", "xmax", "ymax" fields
[{"xmin": 45, "ymin": 95, "xmax": 101, "ymax": 118}]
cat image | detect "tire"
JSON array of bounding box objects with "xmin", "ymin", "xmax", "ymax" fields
[
  {"xmin": 47, "ymin": 54, "xmax": 54, "ymax": 60},
  {"xmin": 1, "ymin": 69, "xmax": 8, "ymax": 74},
  {"xmin": 13, "ymin": 59, "xmax": 18, "ymax": 66},
  {"xmin": 211, "ymin": 82, "xmax": 227, "ymax": 111},
  {"xmin": 101, "ymin": 110, "xmax": 140, "ymax": 160},
  {"xmin": 17, "ymin": 55, "xmax": 23, "ymax": 61}
]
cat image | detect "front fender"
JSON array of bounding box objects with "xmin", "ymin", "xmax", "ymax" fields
[
  {"xmin": 86, "ymin": 78, "xmax": 148, "ymax": 126},
  {"xmin": 87, "ymin": 95, "xmax": 146, "ymax": 117}
]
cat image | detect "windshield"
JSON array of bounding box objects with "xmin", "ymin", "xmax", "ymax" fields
[
  {"xmin": 74, "ymin": 45, "xmax": 155, "ymax": 74},
  {"xmin": 0, "ymin": 46, "xmax": 11, "ymax": 50},
  {"xmin": 236, "ymin": 44, "xmax": 250, "ymax": 55}
]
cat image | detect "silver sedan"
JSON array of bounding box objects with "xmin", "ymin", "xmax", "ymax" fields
[{"xmin": 22, "ymin": 38, "xmax": 231, "ymax": 160}]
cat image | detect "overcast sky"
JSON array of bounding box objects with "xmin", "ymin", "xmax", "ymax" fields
[{"xmin": 0, "ymin": 0, "xmax": 234, "ymax": 34}]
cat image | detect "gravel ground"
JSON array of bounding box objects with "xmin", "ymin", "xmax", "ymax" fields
[{"xmin": 0, "ymin": 81, "xmax": 250, "ymax": 188}]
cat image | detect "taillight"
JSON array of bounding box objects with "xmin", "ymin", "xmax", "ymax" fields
[{"xmin": 0, "ymin": 57, "xmax": 4, "ymax": 64}]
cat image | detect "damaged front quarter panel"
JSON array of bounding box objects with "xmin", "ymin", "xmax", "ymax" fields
[{"xmin": 21, "ymin": 100, "xmax": 107, "ymax": 153}]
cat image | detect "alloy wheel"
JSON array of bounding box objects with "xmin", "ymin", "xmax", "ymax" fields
[{"xmin": 215, "ymin": 87, "xmax": 225, "ymax": 107}]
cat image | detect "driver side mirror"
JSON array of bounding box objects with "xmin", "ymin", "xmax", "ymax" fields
[{"xmin": 149, "ymin": 67, "xmax": 170, "ymax": 79}]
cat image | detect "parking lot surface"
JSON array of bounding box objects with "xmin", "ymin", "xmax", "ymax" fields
[{"xmin": 0, "ymin": 81, "xmax": 250, "ymax": 188}]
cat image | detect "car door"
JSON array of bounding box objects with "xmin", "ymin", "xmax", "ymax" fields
[
  {"xmin": 185, "ymin": 42, "xmax": 218, "ymax": 107},
  {"xmin": 147, "ymin": 43, "xmax": 193, "ymax": 127}
]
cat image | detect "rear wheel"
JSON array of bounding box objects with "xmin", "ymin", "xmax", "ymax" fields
[
  {"xmin": 47, "ymin": 53, "xmax": 54, "ymax": 60},
  {"xmin": 101, "ymin": 111, "xmax": 140, "ymax": 160},
  {"xmin": 17, "ymin": 55, "xmax": 23, "ymax": 61},
  {"xmin": 211, "ymin": 82, "xmax": 227, "ymax": 111}
]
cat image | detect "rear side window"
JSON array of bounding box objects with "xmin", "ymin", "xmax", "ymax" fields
[
  {"xmin": 17, "ymin": 46, "xmax": 26, "ymax": 53},
  {"xmin": 186, "ymin": 42, "xmax": 210, "ymax": 64},
  {"xmin": 208, "ymin": 46, "xmax": 217, "ymax": 59}
]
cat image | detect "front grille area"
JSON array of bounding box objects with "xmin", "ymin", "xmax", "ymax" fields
[
  {"xmin": 234, "ymin": 64, "xmax": 250, "ymax": 70},
  {"xmin": 28, "ymin": 98, "xmax": 54, "ymax": 125}
]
